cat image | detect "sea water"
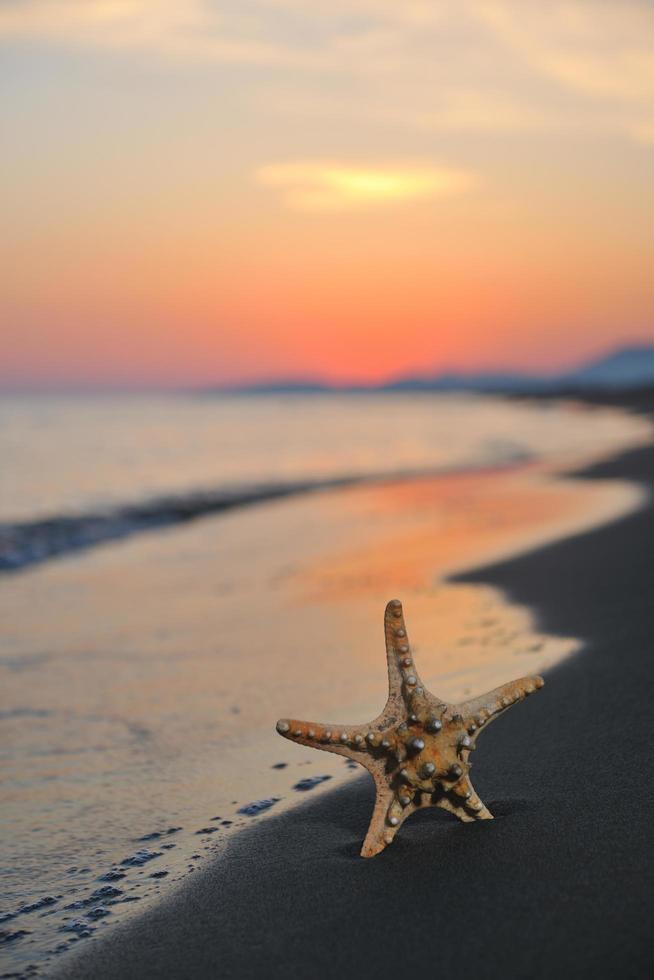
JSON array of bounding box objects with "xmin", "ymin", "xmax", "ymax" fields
[{"xmin": 0, "ymin": 391, "xmax": 647, "ymax": 523}]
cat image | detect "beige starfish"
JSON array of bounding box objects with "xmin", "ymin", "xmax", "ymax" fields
[{"xmin": 276, "ymin": 599, "xmax": 544, "ymax": 857}]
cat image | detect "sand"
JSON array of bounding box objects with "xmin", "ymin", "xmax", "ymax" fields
[{"xmin": 54, "ymin": 440, "xmax": 654, "ymax": 980}]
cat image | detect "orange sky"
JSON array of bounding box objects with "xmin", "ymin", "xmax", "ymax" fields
[{"xmin": 1, "ymin": 1, "xmax": 653, "ymax": 387}]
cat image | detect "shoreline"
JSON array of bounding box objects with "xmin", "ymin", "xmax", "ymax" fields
[
  {"xmin": 6, "ymin": 448, "xmax": 621, "ymax": 975},
  {"xmin": 2, "ymin": 390, "xmax": 651, "ymax": 575},
  {"xmin": 0, "ymin": 459, "xmax": 531, "ymax": 574},
  {"xmin": 54, "ymin": 439, "xmax": 654, "ymax": 980}
]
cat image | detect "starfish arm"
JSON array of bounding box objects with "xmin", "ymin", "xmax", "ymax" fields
[
  {"xmin": 360, "ymin": 771, "xmax": 398, "ymax": 858},
  {"xmin": 459, "ymin": 674, "xmax": 544, "ymax": 732},
  {"xmin": 438, "ymin": 774, "xmax": 493, "ymax": 821},
  {"xmin": 384, "ymin": 599, "xmax": 409, "ymax": 700},
  {"xmin": 436, "ymin": 794, "xmax": 492, "ymax": 822},
  {"xmin": 383, "ymin": 599, "xmax": 427, "ymax": 711},
  {"xmin": 276, "ymin": 717, "xmax": 374, "ymax": 760}
]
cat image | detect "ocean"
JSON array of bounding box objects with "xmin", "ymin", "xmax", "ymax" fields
[
  {"xmin": 0, "ymin": 392, "xmax": 650, "ymax": 975},
  {"xmin": 0, "ymin": 391, "xmax": 648, "ymax": 540}
]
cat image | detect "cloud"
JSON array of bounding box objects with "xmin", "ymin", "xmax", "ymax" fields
[
  {"xmin": 0, "ymin": 1, "xmax": 199, "ymax": 42},
  {"xmin": 0, "ymin": 1, "xmax": 322, "ymax": 67},
  {"xmin": 630, "ymin": 122, "xmax": 654, "ymax": 146},
  {"xmin": 255, "ymin": 162, "xmax": 477, "ymax": 211},
  {"xmin": 477, "ymin": 1, "xmax": 654, "ymax": 101},
  {"xmin": 1, "ymin": 1, "xmax": 653, "ymax": 144},
  {"xmin": 476, "ymin": 1, "xmax": 654, "ymax": 141}
]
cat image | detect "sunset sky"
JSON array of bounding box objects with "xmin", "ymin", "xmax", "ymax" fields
[{"xmin": 1, "ymin": 0, "xmax": 653, "ymax": 388}]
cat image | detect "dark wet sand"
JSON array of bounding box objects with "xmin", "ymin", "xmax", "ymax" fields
[{"xmin": 57, "ymin": 443, "xmax": 654, "ymax": 980}]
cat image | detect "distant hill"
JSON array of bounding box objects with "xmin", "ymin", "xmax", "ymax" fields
[
  {"xmin": 386, "ymin": 345, "xmax": 654, "ymax": 392},
  {"xmin": 213, "ymin": 379, "xmax": 331, "ymax": 395},
  {"xmin": 199, "ymin": 343, "xmax": 654, "ymax": 395},
  {"xmin": 380, "ymin": 371, "xmax": 552, "ymax": 393},
  {"xmin": 565, "ymin": 345, "xmax": 654, "ymax": 388}
]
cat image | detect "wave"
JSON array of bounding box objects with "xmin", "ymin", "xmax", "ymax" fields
[{"xmin": 0, "ymin": 456, "xmax": 531, "ymax": 574}]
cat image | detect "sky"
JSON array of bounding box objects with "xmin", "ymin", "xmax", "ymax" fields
[{"xmin": 1, "ymin": 0, "xmax": 653, "ymax": 388}]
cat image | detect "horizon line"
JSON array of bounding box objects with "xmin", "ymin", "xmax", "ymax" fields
[{"xmin": 1, "ymin": 340, "xmax": 654, "ymax": 394}]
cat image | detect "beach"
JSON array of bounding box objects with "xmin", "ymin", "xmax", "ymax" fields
[
  {"xmin": 5, "ymin": 2, "xmax": 654, "ymax": 975},
  {"xmin": 52, "ymin": 434, "xmax": 654, "ymax": 980},
  {"xmin": 1, "ymin": 393, "xmax": 653, "ymax": 979}
]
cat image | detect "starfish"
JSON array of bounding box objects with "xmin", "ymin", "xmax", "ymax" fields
[{"xmin": 276, "ymin": 599, "xmax": 544, "ymax": 857}]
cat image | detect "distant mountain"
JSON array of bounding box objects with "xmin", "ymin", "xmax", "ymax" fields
[
  {"xmin": 385, "ymin": 345, "xmax": 654, "ymax": 392},
  {"xmin": 565, "ymin": 345, "xmax": 654, "ymax": 388},
  {"xmin": 198, "ymin": 344, "xmax": 654, "ymax": 395},
  {"xmin": 200, "ymin": 371, "xmax": 555, "ymax": 395},
  {"xmin": 216, "ymin": 379, "xmax": 331, "ymax": 395},
  {"xmin": 381, "ymin": 372, "xmax": 553, "ymax": 393}
]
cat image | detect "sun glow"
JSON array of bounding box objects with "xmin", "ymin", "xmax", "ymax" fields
[
  {"xmin": 2, "ymin": 1, "xmax": 653, "ymax": 388},
  {"xmin": 256, "ymin": 162, "xmax": 476, "ymax": 211}
]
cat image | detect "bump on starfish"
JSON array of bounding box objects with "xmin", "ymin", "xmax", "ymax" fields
[{"xmin": 276, "ymin": 599, "xmax": 544, "ymax": 857}]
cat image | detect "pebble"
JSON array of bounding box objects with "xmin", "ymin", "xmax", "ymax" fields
[
  {"xmin": 238, "ymin": 797, "xmax": 280, "ymax": 816},
  {"xmin": 1, "ymin": 898, "xmax": 57, "ymax": 924},
  {"xmin": 59, "ymin": 920, "xmax": 95, "ymax": 938},
  {"xmin": 90, "ymin": 886, "xmax": 122, "ymax": 901},
  {"xmin": 121, "ymin": 849, "xmax": 162, "ymax": 867},
  {"xmin": 86, "ymin": 908, "xmax": 111, "ymax": 920},
  {"xmin": 293, "ymin": 776, "xmax": 332, "ymax": 792},
  {"xmin": 0, "ymin": 929, "xmax": 31, "ymax": 945}
]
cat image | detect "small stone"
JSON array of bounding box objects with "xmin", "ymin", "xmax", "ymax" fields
[
  {"xmin": 293, "ymin": 776, "xmax": 332, "ymax": 792},
  {"xmin": 98, "ymin": 871, "xmax": 126, "ymax": 883},
  {"xmin": 86, "ymin": 907, "xmax": 111, "ymax": 920},
  {"xmin": 238, "ymin": 798, "xmax": 280, "ymax": 816}
]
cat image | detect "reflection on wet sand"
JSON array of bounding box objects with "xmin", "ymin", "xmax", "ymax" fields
[{"xmin": 289, "ymin": 459, "xmax": 643, "ymax": 701}]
